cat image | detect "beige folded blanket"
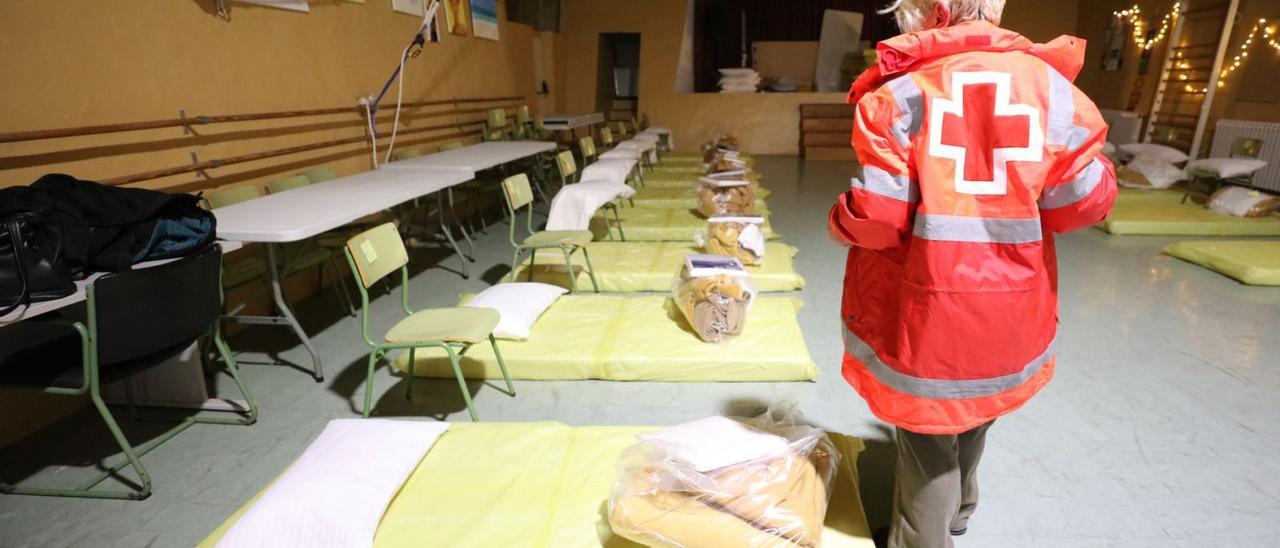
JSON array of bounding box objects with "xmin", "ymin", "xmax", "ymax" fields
[
  {"xmin": 674, "ymin": 269, "xmax": 753, "ymax": 343},
  {"xmin": 705, "ymin": 221, "xmax": 763, "ymax": 265},
  {"xmin": 697, "ymin": 183, "xmax": 756, "ymax": 218}
]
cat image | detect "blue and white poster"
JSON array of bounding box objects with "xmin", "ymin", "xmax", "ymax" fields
[{"xmin": 470, "ymin": 0, "xmax": 499, "ymax": 41}]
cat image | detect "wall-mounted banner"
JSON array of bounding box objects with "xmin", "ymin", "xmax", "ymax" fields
[
  {"xmin": 444, "ymin": 0, "xmax": 473, "ymax": 36},
  {"xmin": 471, "ymin": 0, "xmax": 499, "ymax": 41}
]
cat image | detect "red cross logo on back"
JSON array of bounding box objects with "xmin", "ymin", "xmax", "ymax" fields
[{"xmin": 928, "ymin": 72, "xmax": 1043, "ymax": 195}]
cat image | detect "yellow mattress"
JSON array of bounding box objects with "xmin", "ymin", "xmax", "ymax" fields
[
  {"xmin": 200, "ymin": 422, "xmax": 874, "ymax": 548},
  {"xmin": 593, "ymin": 207, "xmax": 779, "ymax": 242},
  {"xmin": 631, "ymin": 185, "xmax": 770, "ymax": 209},
  {"xmin": 512, "ymin": 242, "xmax": 806, "ymax": 292},
  {"xmin": 1115, "ymin": 188, "xmax": 1187, "ymax": 206},
  {"xmin": 1162, "ymin": 240, "xmax": 1280, "ymax": 286},
  {"xmin": 393, "ymin": 295, "xmax": 818, "ymax": 381},
  {"xmin": 1097, "ymin": 203, "xmax": 1280, "ymax": 236}
]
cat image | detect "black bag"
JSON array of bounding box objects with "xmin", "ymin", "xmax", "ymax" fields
[{"xmin": 0, "ymin": 210, "xmax": 77, "ymax": 316}]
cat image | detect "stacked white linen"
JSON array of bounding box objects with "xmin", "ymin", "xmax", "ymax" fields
[{"xmin": 719, "ymin": 68, "xmax": 760, "ymax": 93}]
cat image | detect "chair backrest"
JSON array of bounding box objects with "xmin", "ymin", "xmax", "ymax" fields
[
  {"xmin": 488, "ymin": 108, "xmax": 507, "ymax": 128},
  {"xmin": 300, "ymin": 166, "xmax": 337, "ymax": 183},
  {"xmin": 1231, "ymin": 137, "xmax": 1263, "ymax": 159},
  {"xmin": 578, "ymin": 136, "xmax": 597, "ymax": 160},
  {"xmin": 393, "ymin": 148, "xmax": 424, "ymax": 161},
  {"xmin": 600, "ymin": 127, "xmax": 614, "ymax": 146},
  {"xmin": 612, "ymin": 121, "xmax": 627, "ymax": 136},
  {"xmin": 93, "ymin": 245, "xmax": 223, "ymax": 366},
  {"xmin": 517, "ymin": 105, "xmax": 532, "ymax": 125},
  {"xmin": 556, "ymin": 150, "xmax": 578, "ymax": 181},
  {"xmin": 439, "ymin": 141, "xmax": 464, "ymax": 152},
  {"xmin": 534, "ymin": 116, "xmax": 546, "ymax": 131},
  {"xmin": 501, "ymin": 173, "xmax": 536, "ymax": 212},
  {"xmin": 345, "ymin": 223, "xmax": 409, "ymax": 289},
  {"xmin": 204, "ymin": 185, "xmax": 260, "ymax": 209},
  {"xmin": 266, "ymin": 175, "xmax": 311, "ymax": 195}
]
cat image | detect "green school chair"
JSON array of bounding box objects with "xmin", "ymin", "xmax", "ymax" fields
[
  {"xmin": 501, "ymin": 173, "xmax": 600, "ymax": 292},
  {"xmin": 343, "ymin": 223, "xmax": 514, "ymax": 420}
]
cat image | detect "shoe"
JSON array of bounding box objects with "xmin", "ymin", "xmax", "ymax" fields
[{"xmin": 950, "ymin": 527, "xmax": 967, "ymax": 536}]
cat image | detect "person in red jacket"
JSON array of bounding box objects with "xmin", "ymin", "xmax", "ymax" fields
[{"xmin": 830, "ymin": 1, "xmax": 1117, "ymax": 546}]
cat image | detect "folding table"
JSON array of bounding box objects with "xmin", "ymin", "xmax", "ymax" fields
[{"xmin": 214, "ymin": 167, "xmax": 476, "ymax": 381}]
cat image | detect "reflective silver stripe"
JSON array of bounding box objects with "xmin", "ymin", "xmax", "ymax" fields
[
  {"xmin": 913, "ymin": 214, "xmax": 1043, "ymax": 244},
  {"xmin": 853, "ymin": 166, "xmax": 918, "ymax": 203},
  {"xmin": 842, "ymin": 323, "xmax": 1056, "ymax": 400},
  {"xmin": 1039, "ymin": 158, "xmax": 1105, "ymax": 210},
  {"xmin": 887, "ymin": 76, "xmax": 924, "ymax": 148},
  {"xmin": 1046, "ymin": 67, "xmax": 1090, "ymax": 150}
]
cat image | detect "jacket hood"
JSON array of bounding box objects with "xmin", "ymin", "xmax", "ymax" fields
[{"xmin": 847, "ymin": 21, "xmax": 1087, "ymax": 104}]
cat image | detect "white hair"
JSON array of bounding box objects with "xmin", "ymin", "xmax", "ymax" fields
[{"xmin": 879, "ymin": 0, "xmax": 1005, "ymax": 33}]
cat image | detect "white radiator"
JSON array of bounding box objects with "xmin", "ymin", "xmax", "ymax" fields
[
  {"xmin": 1209, "ymin": 119, "xmax": 1280, "ymax": 193},
  {"xmin": 1100, "ymin": 109, "xmax": 1144, "ymax": 144}
]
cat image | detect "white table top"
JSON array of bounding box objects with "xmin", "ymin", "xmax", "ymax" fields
[
  {"xmin": 214, "ymin": 168, "xmax": 474, "ymax": 243},
  {"xmin": 0, "ymin": 242, "xmax": 243, "ymax": 326},
  {"xmin": 542, "ymin": 113, "xmax": 605, "ymax": 130},
  {"xmin": 379, "ymin": 141, "xmax": 556, "ymax": 173}
]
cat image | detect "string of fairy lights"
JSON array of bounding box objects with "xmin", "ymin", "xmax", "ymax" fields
[
  {"xmin": 1114, "ymin": 3, "xmax": 1279, "ymax": 96},
  {"xmin": 1112, "ymin": 3, "xmax": 1179, "ymax": 50}
]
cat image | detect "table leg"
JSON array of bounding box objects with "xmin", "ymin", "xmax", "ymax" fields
[{"xmin": 265, "ymin": 243, "xmax": 324, "ymax": 382}]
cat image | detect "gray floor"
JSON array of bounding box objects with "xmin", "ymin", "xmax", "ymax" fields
[{"xmin": 2, "ymin": 156, "xmax": 1279, "ymax": 547}]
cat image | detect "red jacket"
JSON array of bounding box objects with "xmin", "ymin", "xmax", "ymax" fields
[{"xmin": 830, "ymin": 21, "xmax": 1117, "ymax": 434}]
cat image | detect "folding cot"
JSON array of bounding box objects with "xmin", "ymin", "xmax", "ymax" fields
[
  {"xmin": 511, "ymin": 241, "xmax": 805, "ymax": 292},
  {"xmin": 1096, "ymin": 202, "xmax": 1280, "ymax": 236},
  {"xmin": 1163, "ymin": 240, "xmax": 1280, "ymax": 285},
  {"xmin": 392, "ymin": 295, "xmax": 817, "ymax": 381},
  {"xmin": 592, "ymin": 207, "xmax": 779, "ymax": 242},
  {"xmin": 199, "ymin": 421, "xmax": 875, "ymax": 548}
]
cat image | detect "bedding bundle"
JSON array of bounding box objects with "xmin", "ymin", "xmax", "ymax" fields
[
  {"xmin": 1206, "ymin": 186, "xmax": 1280, "ymax": 218},
  {"xmin": 672, "ymin": 255, "xmax": 755, "ymax": 343},
  {"xmin": 696, "ymin": 178, "xmax": 756, "ymax": 217},
  {"xmin": 608, "ymin": 408, "xmax": 838, "ymax": 548},
  {"xmin": 698, "ymin": 216, "xmax": 767, "ymax": 265}
]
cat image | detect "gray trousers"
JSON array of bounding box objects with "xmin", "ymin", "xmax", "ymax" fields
[{"xmin": 888, "ymin": 421, "xmax": 994, "ymax": 548}]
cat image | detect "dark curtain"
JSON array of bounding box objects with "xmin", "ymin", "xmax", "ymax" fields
[{"xmin": 692, "ymin": 0, "xmax": 900, "ymax": 92}]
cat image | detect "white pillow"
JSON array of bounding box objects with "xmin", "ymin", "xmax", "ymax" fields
[
  {"xmin": 1121, "ymin": 154, "xmax": 1186, "ymax": 189},
  {"xmin": 1119, "ymin": 143, "xmax": 1189, "ymax": 164},
  {"xmin": 464, "ymin": 283, "xmax": 566, "ymax": 340},
  {"xmin": 1186, "ymin": 157, "xmax": 1268, "ymax": 179}
]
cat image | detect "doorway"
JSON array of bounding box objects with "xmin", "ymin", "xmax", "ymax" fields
[{"xmin": 596, "ymin": 33, "xmax": 641, "ymax": 124}]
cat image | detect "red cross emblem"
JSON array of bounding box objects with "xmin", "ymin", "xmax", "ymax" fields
[{"xmin": 929, "ymin": 72, "xmax": 1043, "ymax": 195}]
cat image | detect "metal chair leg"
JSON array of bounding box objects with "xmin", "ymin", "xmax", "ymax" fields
[
  {"xmin": 362, "ymin": 352, "xmax": 378, "ymax": 418},
  {"xmin": 406, "ymin": 348, "xmax": 416, "ymax": 400},
  {"xmin": 444, "ymin": 346, "xmax": 479, "ymax": 422},
  {"xmin": 435, "ymin": 193, "xmax": 469, "ymax": 279},
  {"xmin": 489, "ymin": 334, "xmax": 515, "ymax": 397},
  {"xmin": 579, "ymin": 246, "xmax": 601, "ymax": 293},
  {"xmin": 561, "ymin": 247, "xmax": 579, "ymax": 293}
]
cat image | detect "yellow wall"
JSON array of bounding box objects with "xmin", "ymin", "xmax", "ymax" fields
[
  {"xmin": 0, "ymin": 0, "xmax": 548, "ymax": 448},
  {"xmin": 559, "ymin": 0, "xmax": 1083, "ymax": 155},
  {"xmin": 1074, "ymin": 0, "xmax": 1280, "ymax": 143}
]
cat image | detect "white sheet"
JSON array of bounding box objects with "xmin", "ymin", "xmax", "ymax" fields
[
  {"xmin": 216, "ymin": 419, "xmax": 449, "ymax": 548},
  {"xmin": 582, "ymin": 159, "xmax": 637, "ymax": 183},
  {"xmin": 638, "ymin": 416, "xmax": 789, "ymax": 472},
  {"xmin": 546, "ymin": 180, "xmax": 636, "ymax": 231}
]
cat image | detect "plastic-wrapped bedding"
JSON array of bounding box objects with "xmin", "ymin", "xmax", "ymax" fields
[
  {"xmin": 672, "ymin": 255, "xmax": 756, "ymax": 343},
  {"xmin": 609, "ymin": 407, "xmax": 839, "ymax": 548},
  {"xmin": 511, "ymin": 241, "xmax": 805, "ymax": 292},
  {"xmin": 199, "ymin": 422, "xmax": 876, "ymax": 548},
  {"xmin": 393, "ymin": 295, "xmax": 817, "ymax": 381},
  {"xmin": 590, "ymin": 207, "xmax": 778, "ymax": 242},
  {"xmin": 700, "ymin": 216, "xmax": 768, "ymax": 265},
  {"xmin": 696, "ymin": 178, "xmax": 756, "ymax": 217},
  {"xmin": 644, "ymin": 170, "xmax": 764, "ymax": 188}
]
